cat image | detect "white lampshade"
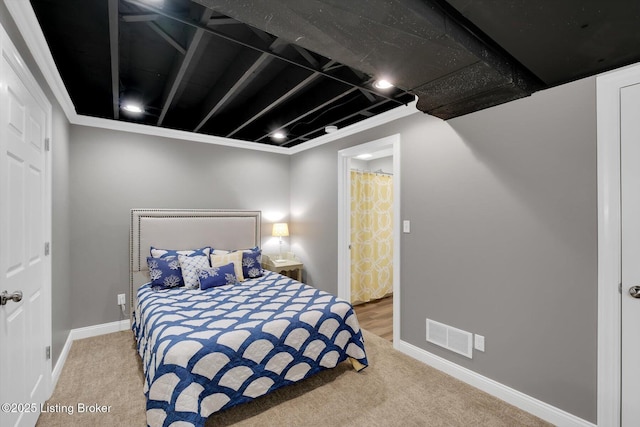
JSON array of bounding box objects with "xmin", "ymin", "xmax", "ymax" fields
[{"xmin": 272, "ymin": 223, "xmax": 289, "ymax": 237}]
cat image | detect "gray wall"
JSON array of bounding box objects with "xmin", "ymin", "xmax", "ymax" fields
[
  {"xmin": 290, "ymin": 77, "xmax": 597, "ymax": 422},
  {"xmin": 368, "ymin": 156, "xmax": 393, "ymax": 174},
  {"xmin": 351, "ymin": 156, "xmax": 393, "ymax": 174},
  {"xmin": 0, "ymin": 3, "xmax": 72, "ymax": 366},
  {"xmin": 68, "ymin": 126, "xmax": 290, "ymax": 328}
]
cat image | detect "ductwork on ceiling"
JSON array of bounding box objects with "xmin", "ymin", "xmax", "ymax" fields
[{"xmin": 192, "ymin": 0, "xmax": 544, "ymax": 120}]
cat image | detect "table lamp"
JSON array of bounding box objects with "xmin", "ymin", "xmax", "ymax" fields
[{"xmin": 272, "ymin": 223, "xmax": 289, "ymax": 261}]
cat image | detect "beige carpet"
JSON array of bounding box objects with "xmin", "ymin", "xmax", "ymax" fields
[{"xmin": 36, "ymin": 330, "xmax": 551, "ymax": 427}]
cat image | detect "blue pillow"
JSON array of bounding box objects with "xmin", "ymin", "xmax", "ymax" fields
[
  {"xmin": 241, "ymin": 247, "xmax": 263, "ymax": 279},
  {"xmin": 197, "ymin": 263, "xmax": 237, "ymax": 290},
  {"xmin": 150, "ymin": 246, "xmax": 211, "ymax": 258},
  {"xmin": 147, "ymin": 256, "xmax": 184, "ymax": 289}
]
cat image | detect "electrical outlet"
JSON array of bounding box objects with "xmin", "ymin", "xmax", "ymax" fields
[
  {"xmin": 474, "ymin": 334, "xmax": 485, "ymax": 352},
  {"xmin": 117, "ymin": 293, "xmax": 126, "ymax": 306}
]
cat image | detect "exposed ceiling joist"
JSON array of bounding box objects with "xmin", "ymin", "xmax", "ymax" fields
[
  {"xmin": 207, "ymin": 17, "xmax": 239, "ymax": 26},
  {"xmin": 283, "ymin": 98, "xmax": 393, "ymax": 146},
  {"xmin": 226, "ymin": 70, "xmax": 323, "ymax": 138},
  {"xmin": 146, "ymin": 21, "xmax": 186, "ymax": 55},
  {"xmin": 123, "ymin": 0, "xmax": 406, "ymax": 107},
  {"xmin": 31, "ymin": 0, "xmax": 640, "ymax": 148},
  {"xmin": 107, "ymin": 0, "xmax": 119, "ymax": 119},
  {"xmin": 262, "ymin": 86, "xmax": 359, "ymax": 143},
  {"xmin": 156, "ymin": 6, "xmax": 213, "ymax": 125},
  {"xmin": 194, "ymin": 38, "xmax": 289, "ymax": 132},
  {"xmin": 121, "ymin": 13, "xmax": 158, "ymax": 22}
]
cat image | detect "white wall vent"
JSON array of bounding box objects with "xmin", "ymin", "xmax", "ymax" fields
[{"xmin": 426, "ymin": 319, "xmax": 473, "ymax": 359}]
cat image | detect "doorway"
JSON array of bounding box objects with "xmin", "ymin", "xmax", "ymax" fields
[
  {"xmin": 338, "ymin": 134, "xmax": 400, "ymax": 345},
  {"xmin": 596, "ymin": 62, "xmax": 640, "ymax": 426}
]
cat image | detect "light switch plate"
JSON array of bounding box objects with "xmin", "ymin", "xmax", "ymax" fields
[{"xmin": 403, "ymin": 220, "xmax": 410, "ymax": 233}]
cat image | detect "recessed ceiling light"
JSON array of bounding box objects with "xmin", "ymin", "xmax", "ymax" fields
[
  {"xmin": 272, "ymin": 131, "xmax": 286, "ymax": 140},
  {"xmin": 122, "ymin": 103, "xmax": 144, "ymax": 114},
  {"xmin": 324, "ymin": 125, "xmax": 338, "ymax": 133},
  {"xmin": 356, "ymin": 153, "xmax": 373, "ymax": 159},
  {"xmin": 373, "ymin": 79, "xmax": 394, "ymax": 89}
]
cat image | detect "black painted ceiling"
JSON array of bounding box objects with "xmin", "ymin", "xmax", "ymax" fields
[{"xmin": 30, "ymin": 0, "xmax": 640, "ymax": 147}]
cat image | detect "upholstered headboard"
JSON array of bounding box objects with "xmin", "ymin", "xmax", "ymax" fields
[{"xmin": 130, "ymin": 209, "xmax": 261, "ymax": 309}]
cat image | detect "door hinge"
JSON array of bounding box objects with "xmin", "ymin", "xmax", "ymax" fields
[
  {"xmin": 45, "ymin": 346, "xmax": 51, "ymax": 360},
  {"xmin": 44, "ymin": 242, "xmax": 50, "ymax": 256},
  {"xmin": 619, "ymin": 283, "xmax": 623, "ymax": 294},
  {"xmin": 44, "ymin": 137, "xmax": 50, "ymax": 151}
]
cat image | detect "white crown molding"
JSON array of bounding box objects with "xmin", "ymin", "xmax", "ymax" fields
[
  {"xmin": 287, "ymin": 99, "xmax": 419, "ymax": 155},
  {"xmin": 5, "ymin": 0, "xmax": 420, "ymax": 155},
  {"xmin": 73, "ymin": 114, "xmax": 290, "ymax": 154}
]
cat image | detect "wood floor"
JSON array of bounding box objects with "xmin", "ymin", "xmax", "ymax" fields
[{"xmin": 353, "ymin": 295, "xmax": 393, "ymax": 341}]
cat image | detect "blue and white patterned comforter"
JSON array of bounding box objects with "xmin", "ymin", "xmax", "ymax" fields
[{"xmin": 132, "ymin": 271, "xmax": 368, "ymax": 427}]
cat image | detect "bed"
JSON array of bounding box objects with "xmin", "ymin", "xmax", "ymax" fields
[{"xmin": 130, "ymin": 209, "xmax": 368, "ymax": 427}]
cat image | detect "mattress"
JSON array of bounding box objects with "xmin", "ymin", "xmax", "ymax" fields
[{"xmin": 132, "ymin": 270, "xmax": 368, "ymax": 427}]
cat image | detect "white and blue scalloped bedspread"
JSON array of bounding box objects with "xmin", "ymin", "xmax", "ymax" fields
[{"xmin": 132, "ymin": 271, "xmax": 368, "ymax": 427}]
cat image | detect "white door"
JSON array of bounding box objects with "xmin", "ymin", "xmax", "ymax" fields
[
  {"xmin": 0, "ymin": 33, "xmax": 51, "ymax": 427},
  {"xmin": 621, "ymin": 82, "xmax": 640, "ymax": 426}
]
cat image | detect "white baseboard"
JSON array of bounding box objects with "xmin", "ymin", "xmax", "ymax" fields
[
  {"xmin": 69, "ymin": 319, "xmax": 130, "ymax": 341},
  {"xmin": 51, "ymin": 333, "xmax": 73, "ymax": 391},
  {"xmin": 395, "ymin": 339, "xmax": 596, "ymax": 427},
  {"xmin": 51, "ymin": 319, "xmax": 131, "ymax": 392}
]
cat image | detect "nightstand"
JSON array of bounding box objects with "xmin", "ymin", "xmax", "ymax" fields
[{"xmin": 263, "ymin": 253, "xmax": 303, "ymax": 282}]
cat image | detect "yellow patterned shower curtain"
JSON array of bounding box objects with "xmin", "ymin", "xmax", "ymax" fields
[{"xmin": 350, "ymin": 170, "xmax": 393, "ymax": 304}]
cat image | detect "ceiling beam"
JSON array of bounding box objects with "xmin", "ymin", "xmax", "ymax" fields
[
  {"xmin": 107, "ymin": 0, "xmax": 119, "ymax": 119},
  {"xmin": 282, "ymin": 99, "xmax": 395, "ymax": 146},
  {"xmin": 146, "ymin": 21, "xmax": 186, "ymax": 55},
  {"xmin": 156, "ymin": 7, "xmax": 213, "ymax": 125},
  {"xmin": 291, "ymin": 45, "xmax": 319, "ymax": 68},
  {"xmin": 259, "ymin": 87, "xmax": 359, "ymax": 143},
  {"xmin": 124, "ymin": 0, "xmax": 404, "ymax": 106},
  {"xmin": 207, "ymin": 17, "xmax": 239, "ymax": 26},
  {"xmin": 194, "ymin": 38, "xmax": 288, "ymax": 132},
  {"xmin": 225, "ymin": 60, "xmax": 338, "ymax": 138},
  {"xmin": 121, "ymin": 13, "xmax": 158, "ymax": 22},
  {"xmin": 226, "ymin": 72, "xmax": 322, "ymax": 138}
]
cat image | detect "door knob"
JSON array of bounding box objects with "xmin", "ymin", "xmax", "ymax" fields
[
  {"xmin": 0, "ymin": 290, "xmax": 22, "ymax": 306},
  {"xmin": 630, "ymin": 286, "xmax": 640, "ymax": 299}
]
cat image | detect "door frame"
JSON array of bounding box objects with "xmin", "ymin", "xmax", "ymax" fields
[
  {"xmin": 596, "ymin": 62, "xmax": 640, "ymax": 426},
  {"xmin": 337, "ymin": 134, "xmax": 401, "ymax": 345},
  {"xmin": 0, "ymin": 22, "xmax": 53, "ymax": 399}
]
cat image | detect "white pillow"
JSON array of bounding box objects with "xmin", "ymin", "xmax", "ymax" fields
[
  {"xmin": 210, "ymin": 251, "xmax": 244, "ymax": 282},
  {"xmin": 178, "ymin": 255, "xmax": 210, "ymax": 289}
]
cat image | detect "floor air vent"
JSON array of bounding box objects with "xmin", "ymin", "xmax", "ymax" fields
[{"xmin": 426, "ymin": 319, "xmax": 473, "ymax": 359}]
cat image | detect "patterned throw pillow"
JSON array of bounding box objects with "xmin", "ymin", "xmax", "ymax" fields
[
  {"xmin": 197, "ymin": 263, "xmax": 237, "ymax": 290},
  {"xmin": 240, "ymin": 247, "xmax": 263, "ymax": 279},
  {"xmin": 147, "ymin": 256, "xmax": 184, "ymax": 289},
  {"xmin": 210, "ymin": 251, "xmax": 245, "ymax": 282},
  {"xmin": 150, "ymin": 246, "xmax": 211, "ymax": 258},
  {"xmin": 178, "ymin": 255, "xmax": 210, "ymax": 289}
]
